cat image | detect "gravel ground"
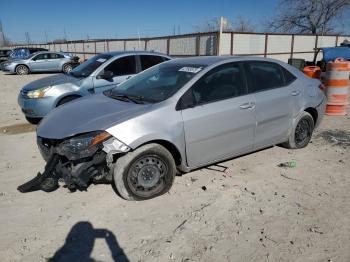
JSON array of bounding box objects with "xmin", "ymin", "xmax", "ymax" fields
[{"xmin": 0, "ymin": 71, "xmax": 349, "ymax": 262}]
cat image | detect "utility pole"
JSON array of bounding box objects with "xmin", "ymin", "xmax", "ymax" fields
[
  {"xmin": 25, "ymin": 32, "xmax": 31, "ymax": 45},
  {"xmin": 0, "ymin": 19, "xmax": 6, "ymax": 47},
  {"xmin": 44, "ymin": 31, "xmax": 48, "ymax": 43}
]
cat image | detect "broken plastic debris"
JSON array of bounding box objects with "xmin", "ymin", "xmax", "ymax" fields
[{"xmin": 278, "ymin": 161, "xmax": 296, "ymax": 168}]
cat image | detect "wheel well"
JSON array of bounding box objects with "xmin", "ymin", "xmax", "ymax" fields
[
  {"xmin": 304, "ymin": 107, "xmax": 318, "ymax": 124},
  {"xmin": 56, "ymin": 95, "xmax": 81, "ymax": 107},
  {"xmin": 15, "ymin": 64, "xmax": 29, "ymax": 70},
  {"xmin": 140, "ymin": 140, "xmax": 182, "ymax": 166}
]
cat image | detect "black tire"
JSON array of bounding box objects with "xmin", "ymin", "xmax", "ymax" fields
[
  {"xmin": 26, "ymin": 116, "xmax": 42, "ymax": 125},
  {"xmin": 282, "ymin": 111, "xmax": 314, "ymax": 149},
  {"xmin": 62, "ymin": 63, "xmax": 73, "ymax": 73},
  {"xmin": 113, "ymin": 143, "xmax": 176, "ymax": 201},
  {"xmin": 15, "ymin": 65, "xmax": 29, "ymax": 75},
  {"xmin": 57, "ymin": 96, "xmax": 80, "ymax": 107}
]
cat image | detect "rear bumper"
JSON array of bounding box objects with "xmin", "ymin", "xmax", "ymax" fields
[{"xmin": 315, "ymin": 95, "xmax": 327, "ymax": 128}]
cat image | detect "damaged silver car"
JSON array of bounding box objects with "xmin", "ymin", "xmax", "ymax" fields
[{"xmin": 18, "ymin": 56, "xmax": 326, "ymax": 200}]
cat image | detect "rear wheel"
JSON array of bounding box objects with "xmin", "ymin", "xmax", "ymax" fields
[
  {"xmin": 62, "ymin": 63, "xmax": 73, "ymax": 74},
  {"xmin": 282, "ymin": 111, "xmax": 314, "ymax": 149},
  {"xmin": 26, "ymin": 116, "xmax": 41, "ymax": 125},
  {"xmin": 16, "ymin": 65, "xmax": 29, "ymax": 75},
  {"xmin": 113, "ymin": 143, "xmax": 176, "ymax": 201}
]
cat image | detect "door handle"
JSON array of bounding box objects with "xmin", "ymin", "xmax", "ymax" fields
[
  {"xmin": 240, "ymin": 102, "xmax": 255, "ymax": 109},
  {"xmin": 291, "ymin": 90, "xmax": 300, "ymax": 96}
]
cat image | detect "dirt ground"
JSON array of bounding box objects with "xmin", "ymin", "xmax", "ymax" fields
[{"xmin": 0, "ymin": 71, "xmax": 349, "ymax": 262}]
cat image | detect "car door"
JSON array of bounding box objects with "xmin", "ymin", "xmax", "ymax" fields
[
  {"xmin": 180, "ymin": 62, "xmax": 256, "ymax": 168},
  {"xmin": 93, "ymin": 55, "xmax": 137, "ymax": 93},
  {"xmin": 48, "ymin": 53, "xmax": 64, "ymax": 71},
  {"xmin": 29, "ymin": 53, "xmax": 51, "ymax": 71},
  {"xmin": 244, "ymin": 61, "xmax": 298, "ymax": 149}
]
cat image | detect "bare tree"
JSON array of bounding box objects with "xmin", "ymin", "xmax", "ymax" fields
[
  {"xmin": 268, "ymin": 0, "xmax": 350, "ymax": 34},
  {"xmin": 0, "ymin": 19, "xmax": 11, "ymax": 47},
  {"xmin": 194, "ymin": 17, "xmax": 233, "ymax": 32},
  {"xmin": 233, "ymin": 15, "xmax": 255, "ymax": 32}
]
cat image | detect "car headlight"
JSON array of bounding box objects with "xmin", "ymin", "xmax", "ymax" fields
[
  {"xmin": 58, "ymin": 131, "xmax": 112, "ymax": 160},
  {"xmin": 27, "ymin": 86, "xmax": 52, "ymax": 98}
]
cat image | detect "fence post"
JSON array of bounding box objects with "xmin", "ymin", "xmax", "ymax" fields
[
  {"xmin": 107, "ymin": 40, "xmax": 110, "ymax": 52},
  {"xmin": 82, "ymin": 42, "xmax": 86, "ymax": 61},
  {"xmin": 94, "ymin": 41, "xmax": 97, "ymax": 54},
  {"xmin": 196, "ymin": 35, "xmax": 200, "ymax": 56},
  {"xmin": 290, "ymin": 34, "xmax": 295, "ymax": 59},
  {"xmin": 230, "ymin": 32, "xmax": 234, "ymax": 55},
  {"xmin": 335, "ymin": 35, "xmax": 339, "ymax": 46},
  {"xmin": 144, "ymin": 39, "xmax": 148, "ymax": 51},
  {"xmin": 264, "ymin": 33, "xmax": 268, "ymax": 58},
  {"xmin": 216, "ymin": 31, "xmax": 220, "ymax": 55},
  {"xmin": 167, "ymin": 37, "xmax": 170, "ymax": 56}
]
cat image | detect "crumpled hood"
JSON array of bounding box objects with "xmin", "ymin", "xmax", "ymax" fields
[
  {"xmin": 22, "ymin": 74, "xmax": 83, "ymax": 91},
  {"xmin": 37, "ymin": 94, "xmax": 153, "ymax": 139}
]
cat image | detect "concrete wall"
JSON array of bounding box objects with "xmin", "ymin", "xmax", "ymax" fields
[{"xmin": 13, "ymin": 32, "xmax": 350, "ymax": 63}]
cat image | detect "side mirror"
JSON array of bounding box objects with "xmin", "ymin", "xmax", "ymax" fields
[{"xmin": 97, "ymin": 70, "xmax": 113, "ymax": 80}]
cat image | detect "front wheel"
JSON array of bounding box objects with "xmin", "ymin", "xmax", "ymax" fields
[
  {"xmin": 26, "ymin": 116, "xmax": 42, "ymax": 125},
  {"xmin": 16, "ymin": 65, "xmax": 29, "ymax": 75},
  {"xmin": 113, "ymin": 143, "xmax": 176, "ymax": 201},
  {"xmin": 282, "ymin": 111, "xmax": 314, "ymax": 149}
]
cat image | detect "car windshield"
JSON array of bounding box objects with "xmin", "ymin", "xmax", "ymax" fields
[
  {"xmin": 70, "ymin": 54, "xmax": 113, "ymax": 78},
  {"xmin": 107, "ymin": 62, "xmax": 206, "ymax": 103}
]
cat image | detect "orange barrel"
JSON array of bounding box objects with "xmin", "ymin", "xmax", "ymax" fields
[
  {"xmin": 324, "ymin": 58, "xmax": 350, "ymax": 116},
  {"xmin": 303, "ymin": 66, "xmax": 321, "ymax": 79}
]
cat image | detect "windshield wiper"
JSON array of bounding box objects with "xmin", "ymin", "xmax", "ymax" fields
[{"xmin": 108, "ymin": 93, "xmax": 146, "ymax": 104}]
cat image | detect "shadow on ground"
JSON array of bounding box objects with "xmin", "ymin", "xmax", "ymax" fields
[{"xmin": 48, "ymin": 221, "xmax": 129, "ymax": 262}]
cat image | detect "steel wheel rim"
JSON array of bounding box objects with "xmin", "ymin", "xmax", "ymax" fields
[
  {"xmin": 295, "ymin": 119, "xmax": 310, "ymax": 146},
  {"xmin": 127, "ymin": 155, "xmax": 168, "ymax": 198}
]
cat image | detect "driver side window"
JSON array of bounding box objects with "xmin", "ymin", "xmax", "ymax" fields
[
  {"xmin": 33, "ymin": 53, "xmax": 49, "ymax": 61},
  {"xmin": 104, "ymin": 55, "xmax": 136, "ymax": 76},
  {"xmin": 190, "ymin": 62, "xmax": 246, "ymax": 106}
]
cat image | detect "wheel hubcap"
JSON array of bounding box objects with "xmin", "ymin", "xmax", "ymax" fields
[
  {"xmin": 127, "ymin": 155, "xmax": 167, "ymax": 197},
  {"xmin": 295, "ymin": 119, "xmax": 310, "ymax": 146}
]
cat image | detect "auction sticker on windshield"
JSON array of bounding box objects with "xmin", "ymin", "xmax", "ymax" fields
[
  {"xmin": 179, "ymin": 67, "xmax": 203, "ymax": 73},
  {"xmin": 97, "ymin": 58, "xmax": 107, "ymax": 63}
]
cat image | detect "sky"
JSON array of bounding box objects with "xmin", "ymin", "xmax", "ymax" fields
[{"xmin": 1, "ymin": 0, "xmax": 349, "ymax": 43}]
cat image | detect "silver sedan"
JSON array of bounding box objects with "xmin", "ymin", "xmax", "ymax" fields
[
  {"xmin": 1, "ymin": 51, "xmax": 79, "ymax": 75},
  {"xmin": 21, "ymin": 56, "xmax": 326, "ymax": 200}
]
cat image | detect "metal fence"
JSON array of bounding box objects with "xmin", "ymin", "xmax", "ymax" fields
[{"xmin": 10, "ymin": 31, "xmax": 350, "ymax": 62}]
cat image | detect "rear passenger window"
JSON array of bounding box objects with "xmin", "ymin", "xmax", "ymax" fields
[
  {"xmin": 282, "ymin": 67, "xmax": 297, "ymax": 85},
  {"xmin": 140, "ymin": 55, "xmax": 165, "ymax": 70},
  {"xmin": 246, "ymin": 61, "xmax": 285, "ymax": 92},
  {"xmin": 190, "ymin": 62, "xmax": 246, "ymax": 105},
  {"xmin": 104, "ymin": 55, "xmax": 136, "ymax": 76},
  {"xmin": 50, "ymin": 53, "xmax": 64, "ymax": 59}
]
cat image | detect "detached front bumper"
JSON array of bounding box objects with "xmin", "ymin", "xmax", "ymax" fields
[{"xmin": 36, "ymin": 136, "xmax": 112, "ymax": 191}]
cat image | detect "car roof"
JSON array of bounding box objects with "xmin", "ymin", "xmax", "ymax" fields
[
  {"xmin": 102, "ymin": 51, "xmax": 171, "ymax": 57},
  {"xmin": 31, "ymin": 51, "xmax": 68, "ymax": 55},
  {"xmin": 165, "ymin": 56, "xmax": 287, "ymax": 66}
]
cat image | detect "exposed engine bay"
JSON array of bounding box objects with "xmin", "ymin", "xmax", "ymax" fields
[{"xmin": 17, "ymin": 131, "xmax": 130, "ymax": 193}]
